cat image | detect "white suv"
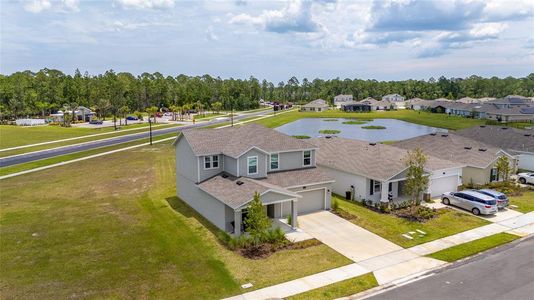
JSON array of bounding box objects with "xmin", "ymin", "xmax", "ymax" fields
[{"xmin": 517, "ymin": 172, "xmax": 534, "ymax": 184}]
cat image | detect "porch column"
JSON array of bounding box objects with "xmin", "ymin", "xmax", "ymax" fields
[
  {"xmin": 234, "ymin": 210, "xmax": 242, "ymax": 236},
  {"xmin": 380, "ymin": 181, "xmax": 389, "ymax": 203},
  {"xmin": 291, "ymin": 200, "xmax": 297, "ymax": 229}
]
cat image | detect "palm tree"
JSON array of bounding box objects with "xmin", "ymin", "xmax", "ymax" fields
[
  {"xmin": 182, "ymin": 104, "xmax": 191, "ymax": 120},
  {"xmin": 145, "ymin": 106, "xmax": 158, "ymax": 123},
  {"xmin": 119, "ymin": 105, "xmax": 130, "ymax": 126},
  {"xmin": 169, "ymin": 105, "xmax": 180, "ymax": 121}
]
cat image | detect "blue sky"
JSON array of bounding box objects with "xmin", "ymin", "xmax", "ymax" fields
[{"xmin": 1, "ymin": 0, "xmax": 533, "ymax": 81}]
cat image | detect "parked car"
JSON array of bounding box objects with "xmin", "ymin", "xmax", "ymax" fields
[
  {"xmin": 89, "ymin": 119, "xmax": 103, "ymax": 125},
  {"xmin": 126, "ymin": 116, "xmax": 138, "ymax": 121},
  {"xmin": 517, "ymin": 172, "xmax": 534, "ymax": 184},
  {"xmin": 441, "ymin": 190, "xmax": 498, "ymax": 215},
  {"xmin": 477, "ymin": 189, "xmax": 509, "ymax": 209}
]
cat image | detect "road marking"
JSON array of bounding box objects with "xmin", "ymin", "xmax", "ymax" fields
[{"xmin": 0, "ymin": 137, "xmax": 176, "ymax": 180}]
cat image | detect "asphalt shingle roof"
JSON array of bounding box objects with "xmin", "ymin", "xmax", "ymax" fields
[
  {"xmin": 456, "ymin": 125, "xmax": 534, "ymax": 154},
  {"xmin": 179, "ymin": 123, "xmax": 316, "ymax": 158},
  {"xmin": 303, "ymin": 99, "xmax": 329, "ymax": 108},
  {"xmin": 309, "ymin": 137, "xmax": 461, "ymax": 181},
  {"xmin": 393, "ymin": 133, "xmax": 506, "ymax": 169},
  {"xmin": 258, "ymin": 167, "xmax": 334, "ymax": 188}
]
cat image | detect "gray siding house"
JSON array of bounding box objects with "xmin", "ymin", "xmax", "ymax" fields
[{"xmin": 174, "ymin": 124, "xmax": 334, "ymax": 236}]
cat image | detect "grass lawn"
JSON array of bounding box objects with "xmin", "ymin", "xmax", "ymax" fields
[
  {"xmin": 0, "ymin": 122, "xmax": 155, "ymax": 149},
  {"xmin": 0, "ymin": 123, "xmax": 181, "ymax": 158},
  {"xmin": 253, "ymin": 110, "xmax": 485, "ymax": 130},
  {"xmin": 0, "ymin": 141, "xmax": 350, "ymax": 299},
  {"xmin": 334, "ymin": 196, "xmax": 490, "ymax": 248},
  {"xmin": 509, "ymin": 191, "xmax": 534, "ymax": 213},
  {"xmin": 427, "ymin": 233, "xmax": 520, "ymax": 262},
  {"xmin": 287, "ymin": 273, "xmax": 378, "ymax": 300}
]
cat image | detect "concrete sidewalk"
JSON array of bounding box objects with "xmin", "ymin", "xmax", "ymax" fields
[{"xmin": 225, "ymin": 212, "xmax": 533, "ymax": 300}]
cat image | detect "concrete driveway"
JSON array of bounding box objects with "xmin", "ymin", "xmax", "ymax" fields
[{"xmin": 298, "ymin": 211, "xmax": 402, "ymax": 262}]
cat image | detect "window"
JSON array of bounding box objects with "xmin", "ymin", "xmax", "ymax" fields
[
  {"xmin": 247, "ymin": 156, "xmax": 258, "ymax": 175},
  {"xmin": 270, "ymin": 154, "xmax": 279, "ymax": 170},
  {"xmin": 490, "ymin": 168, "xmax": 499, "ymax": 182},
  {"xmin": 303, "ymin": 151, "xmax": 311, "ymax": 166},
  {"xmin": 373, "ymin": 180, "xmax": 381, "ymax": 193},
  {"xmin": 204, "ymin": 155, "xmax": 219, "ymax": 169}
]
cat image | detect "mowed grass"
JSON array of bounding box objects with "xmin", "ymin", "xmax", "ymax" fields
[
  {"xmin": 0, "ymin": 123, "xmax": 181, "ymax": 157},
  {"xmin": 253, "ymin": 110, "xmax": 485, "ymax": 130},
  {"xmin": 287, "ymin": 273, "xmax": 378, "ymax": 300},
  {"xmin": 0, "ymin": 123, "xmax": 152, "ymax": 149},
  {"xmin": 335, "ymin": 196, "xmax": 489, "ymax": 248},
  {"xmin": 509, "ymin": 191, "xmax": 534, "ymax": 213},
  {"xmin": 0, "ymin": 141, "xmax": 350, "ymax": 299},
  {"xmin": 427, "ymin": 233, "xmax": 520, "ymax": 262}
]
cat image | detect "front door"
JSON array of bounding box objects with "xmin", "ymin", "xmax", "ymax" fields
[{"xmin": 267, "ymin": 204, "xmax": 275, "ymax": 218}]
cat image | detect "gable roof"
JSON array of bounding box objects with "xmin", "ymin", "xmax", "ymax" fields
[
  {"xmin": 198, "ymin": 174, "xmax": 300, "ymax": 210},
  {"xmin": 393, "ymin": 133, "xmax": 511, "ymax": 169},
  {"xmin": 303, "ymin": 99, "xmax": 329, "ymax": 108},
  {"xmin": 309, "ymin": 137, "xmax": 462, "ymax": 181},
  {"xmin": 177, "ymin": 123, "xmax": 316, "ymax": 158},
  {"xmin": 456, "ymin": 125, "xmax": 534, "ymax": 154}
]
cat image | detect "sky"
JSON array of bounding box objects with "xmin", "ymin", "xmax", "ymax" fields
[{"xmin": 1, "ymin": 0, "xmax": 533, "ymax": 82}]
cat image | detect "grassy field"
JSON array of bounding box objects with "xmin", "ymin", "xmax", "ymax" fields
[
  {"xmin": 287, "ymin": 273, "xmax": 378, "ymax": 300},
  {"xmin": 509, "ymin": 191, "xmax": 534, "ymax": 213},
  {"xmin": 334, "ymin": 196, "xmax": 490, "ymax": 248},
  {"xmin": 0, "ymin": 141, "xmax": 350, "ymax": 299},
  {"xmin": 427, "ymin": 233, "xmax": 520, "ymax": 262},
  {"xmin": 253, "ymin": 110, "xmax": 485, "ymax": 130},
  {"xmin": 0, "ymin": 124, "xmax": 181, "ymax": 157},
  {"xmin": 0, "ymin": 123, "xmax": 155, "ymax": 149}
]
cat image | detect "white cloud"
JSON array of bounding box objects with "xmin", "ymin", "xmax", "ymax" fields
[
  {"xmin": 229, "ymin": 0, "xmax": 320, "ymax": 33},
  {"xmin": 206, "ymin": 25, "xmax": 218, "ymax": 41},
  {"xmin": 24, "ymin": 0, "xmax": 52, "ymax": 13},
  {"xmin": 469, "ymin": 23, "xmax": 507, "ymax": 38},
  {"xmin": 62, "ymin": 0, "xmax": 80, "ymax": 12},
  {"xmin": 116, "ymin": 0, "xmax": 175, "ymax": 10}
]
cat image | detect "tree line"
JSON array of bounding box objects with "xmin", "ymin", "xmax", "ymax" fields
[{"xmin": 1, "ymin": 69, "xmax": 533, "ymax": 120}]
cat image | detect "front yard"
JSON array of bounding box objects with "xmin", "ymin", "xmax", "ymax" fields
[
  {"xmin": 509, "ymin": 191, "xmax": 534, "ymax": 213},
  {"xmin": 334, "ymin": 195, "xmax": 490, "ymax": 248},
  {"xmin": 0, "ymin": 142, "xmax": 350, "ymax": 299}
]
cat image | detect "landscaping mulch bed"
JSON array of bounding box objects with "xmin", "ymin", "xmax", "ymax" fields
[{"xmin": 238, "ymin": 239, "xmax": 322, "ymax": 259}]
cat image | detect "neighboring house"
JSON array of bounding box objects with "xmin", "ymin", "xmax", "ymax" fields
[
  {"xmin": 50, "ymin": 106, "xmax": 95, "ymax": 123},
  {"xmin": 361, "ymin": 97, "xmax": 378, "ymax": 105},
  {"xmin": 394, "ymin": 133, "xmax": 517, "ymax": 185},
  {"xmin": 405, "ymin": 98, "xmax": 430, "ymax": 110},
  {"xmin": 456, "ymin": 125, "xmax": 534, "ymax": 171},
  {"xmin": 485, "ymin": 96, "xmax": 531, "ymax": 109},
  {"xmin": 341, "ymin": 101, "xmax": 372, "ymax": 112},
  {"xmin": 301, "ymin": 99, "xmax": 330, "ymax": 112},
  {"xmin": 174, "ymin": 124, "xmax": 334, "ymax": 236},
  {"xmin": 309, "ymin": 137, "xmax": 464, "ymax": 203},
  {"xmin": 372, "ymin": 100, "xmax": 396, "ymax": 111},
  {"xmin": 484, "ymin": 106, "xmax": 534, "ymax": 123},
  {"xmin": 382, "ymin": 94, "xmax": 405, "ymax": 102},
  {"xmin": 457, "ymin": 97, "xmax": 478, "ymax": 104},
  {"xmin": 334, "ymin": 94, "xmax": 353, "ymax": 108}
]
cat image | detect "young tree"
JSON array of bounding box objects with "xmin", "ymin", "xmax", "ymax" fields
[
  {"xmin": 495, "ymin": 155, "xmax": 511, "ymax": 183},
  {"xmin": 169, "ymin": 104, "xmax": 180, "ymax": 121},
  {"xmin": 211, "ymin": 101, "xmax": 223, "ymax": 114},
  {"xmin": 404, "ymin": 148, "xmax": 429, "ymax": 206},
  {"xmin": 119, "ymin": 105, "xmax": 130, "ymax": 126},
  {"xmin": 243, "ymin": 192, "xmax": 270, "ymax": 240},
  {"xmin": 145, "ymin": 106, "xmax": 158, "ymax": 123}
]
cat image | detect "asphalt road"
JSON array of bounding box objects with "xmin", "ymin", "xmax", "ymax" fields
[
  {"xmin": 366, "ymin": 236, "xmax": 534, "ymax": 300},
  {"xmin": 0, "ymin": 109, "xmax": 275, "ymax": 167}
]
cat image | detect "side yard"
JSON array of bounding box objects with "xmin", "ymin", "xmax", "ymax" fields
[
  {"xmin": 0, "ymin": 142, "xmax": 350, "ymax": 299},
  {"xmin": 333, "ymin": 195, "xmax": 490, "ymax": 248},
  {"xmin": 509, "ymin": 191, "xmax": 534, "ymax": 213}
]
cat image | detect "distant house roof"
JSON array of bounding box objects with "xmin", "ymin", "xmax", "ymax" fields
[
  {"xmin": 393, "ymin": 133, "xmax": 511, "ymax": 169},
  {"xmin": 383, "ymin": 94, "xmax": 403, "ymax": 98},
  {"xmin": 361, "ymin": 97, "xmax": 378, "ymax": 104},
  {"xmin": 456, "ymin": 125, "xmax": 534, "ymax": 155},
  {"xmin": 334, "ymin": 94, "xmax": 353, "ymax": 99},
  {"xmin": 198, "ymin": 174, "xmax": 300, "ymax": 209},
  {"xmin": 303, "ymin": 99, "xmax": 329, "ymax": 108},
  {"xmin": 309, "ymin": 137, "xmax": 462, "ymax": 181},
  {"xmin": 177, "ymin": 123, "xmax": 316, "ymax": 158}
]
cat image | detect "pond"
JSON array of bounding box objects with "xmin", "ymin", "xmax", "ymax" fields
[{"xmin": 275, "ymin": 118, "xmax": 447, "ymax": 142}]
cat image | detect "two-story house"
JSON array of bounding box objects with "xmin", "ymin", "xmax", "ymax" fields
[
  {"xmin": 174, "ymin": 124, "xmax": 334, "ymax": 236},
  {"xmin": 333, "ymin": 94, "xmax": 353, "ymax": 108}
]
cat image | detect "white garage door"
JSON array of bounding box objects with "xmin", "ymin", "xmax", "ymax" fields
[
  {"xmin": 430, "ymin": 175, "xmax": 459, "ymax": 197},
  {"xmin": 518, "ymin": 154, "xmax": 534, "ymax": 171},
  {"xmin": 297, "ymin": 189, "xmax": 325, "ymax": 215}
]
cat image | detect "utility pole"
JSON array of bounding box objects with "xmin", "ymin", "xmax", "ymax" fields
[
  {"xmin": 149, "ymin": 118, "xmax": 153, "ymax": 145},
  {"xmin": 231, "ymin": 101, "xmax": 234, "ymax": 127}
]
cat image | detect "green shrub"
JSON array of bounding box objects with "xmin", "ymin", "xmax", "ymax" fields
[
  {"xmin": 292, "ymin": 135, "xmax": 311, "ymax": 139},
  {"xmin": 362, "ymin": 125, "xmax": 386, "ymax": 129},
  {"xmin": 319, "ymin": 129, "xmax": 341, "ymax": 134}
]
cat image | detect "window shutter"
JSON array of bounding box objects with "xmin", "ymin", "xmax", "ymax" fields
[{"xmin": 370, "ymin": 180, "xmax": 374, "ymax": 195}]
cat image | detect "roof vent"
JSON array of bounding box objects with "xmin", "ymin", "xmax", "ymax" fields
[
  {"xmin": 480, "ymin": 125, "xmax": 486, "ymax": 128},
  {"xmin": 325, "ymin": 136, "xmax": 332, "ymax": 139},
  {"xmin": 430, "ymin": 133, "xmax": 437, "ymax": 136},
  {"xmin": 524, "ymin": 134, "xmax": 532, "ymax": 137},
  {"xmin": 501, "ymin": 127, "xmax": 508, "ymax": 130},
  {"xmin": 221, "ymin": 174, "xmax": 229, "ymax": 178},
  {"xmin": 478, "ymin": 148, "xmax": 487, "ymax": 152},
  {"xmin": 441, "ymin": 134, "xmax": 448, "ymax": 137},
  {"xmin": 236, "ymin": 181, "xmax": 244, "ymax": 186},
  {"xmin": 464, "ymin": 146, "xmax": 472, "ymax": 150},
  {"xmin": 369, "ymin": 142, "xmax": 376, "ymax": 146}
]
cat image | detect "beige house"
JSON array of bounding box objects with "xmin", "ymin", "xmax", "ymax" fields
[
  {"xmin": 394, "ymin": 133, "xmax": 516, "ymax": 185},
  {"xmin": 300, "ymin": 99, "xmax": 330, "ymax": 112}
]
